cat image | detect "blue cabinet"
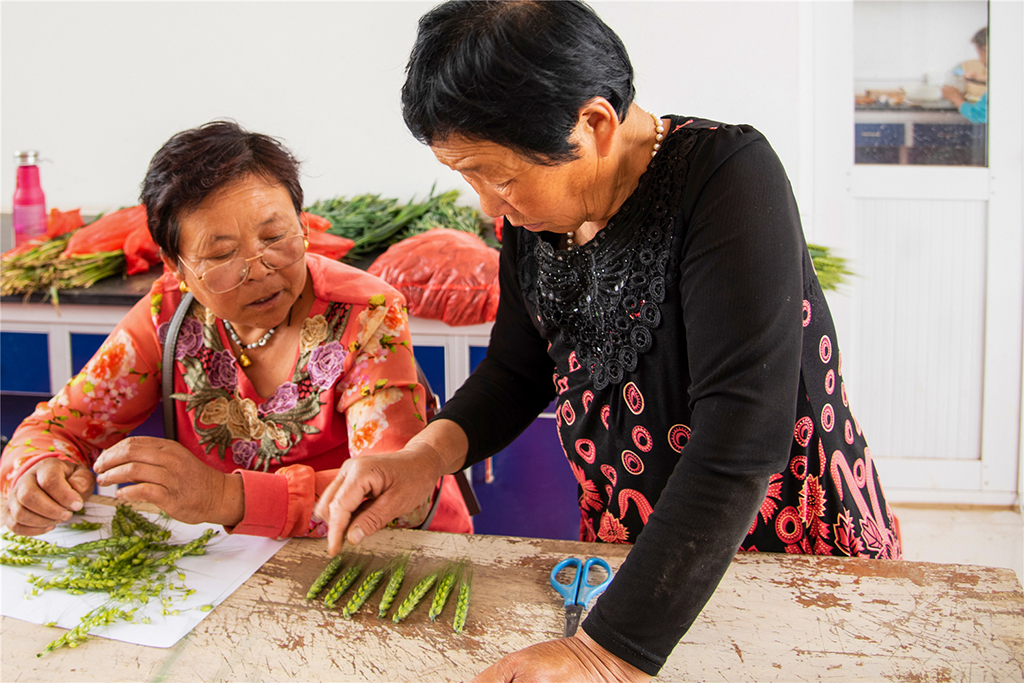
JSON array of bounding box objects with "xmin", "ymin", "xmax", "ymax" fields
[
  {"xmin": 462, "ymin": 345, "xmax": 579, "ymax": 541},
  {"xmin": 70, "ymin": 332, "xmax": 107, "ymax": 374},
  {"xmin": 414, "ymin": 337, "xmax": 579, "ymax": 540},
  {"xmin": 909, "ymin": 123, "xmax": 986, "ymax": 166},
  {"xmin": 0, "ymin": 331, "xmax": 52, "ymax": 442},
  {"xmin": 854, "ymin": 114, "xmax": 987, "ymax": 167},
  {"xmin": 0, "ymin": 331, "xmax": 51, "ymax": 394},
  {"xmin": 469, "ymin": 416, "xmax": 578, "ymax": 540},
  {"xmin": 855, "ymin": 123, "xmax": 905, "ymax": 147},
  {"xmin": 854, "ymin": 123, "xmax": 905, "ymax": 164}
]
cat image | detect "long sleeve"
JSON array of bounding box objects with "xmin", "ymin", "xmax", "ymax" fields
[
  {"xmin": 436, "ymin": 226, "xmax": 557, "ymax": 465},
  {"xmin": 1, "ymin": 295, "xmax": 164, "ymax": 495},
  {"xmin": 582, "ymin": 132, "xmax": 805, "ymax": 673}
]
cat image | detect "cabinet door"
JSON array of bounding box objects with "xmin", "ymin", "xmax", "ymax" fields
[
  {"xmin": 0, "ymin": 331, "xmax": 51, "ymax": 394},
  {"xmin": 470, "ymin": 415, "xmax": 580, "ymax": 541},
  {"xmin": 0, "ymin": 331, "xmax": 52, "ymax": 440},
  {"xmin": 466, "ymin": 345, "xmax": 580, "ymax": 540}
]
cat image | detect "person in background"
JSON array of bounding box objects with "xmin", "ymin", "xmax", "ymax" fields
[
  {"xmin": 1, "ymin": 121, "xmax": 472, "ymax": 539},
  {"xmin": 942, "ymin": 27, "xmax": 988, "ymax": 124},
  {"xmin": 315, "ymin": 1, "xmax": 901, "ymax": 680}
]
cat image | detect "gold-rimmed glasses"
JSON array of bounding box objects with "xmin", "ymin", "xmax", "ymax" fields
[{"xmin": 179, "ymin": 233, "xmax": 307, "ymax": 294}]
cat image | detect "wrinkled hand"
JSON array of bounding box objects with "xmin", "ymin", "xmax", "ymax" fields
[
  {"xmin": 3, "ymin": 458, "xmax": 95, "ymax": 535},
  {"xmin": 94, "ymin": 436, "xmax": 243, "ymax": 526},
  {"xmin": 313, "ymin": 446, "xmax": 447, "ymax": 556},
  {"xmin": 472, "ymin": 631, "xmax": 652, "ymax": 683}
]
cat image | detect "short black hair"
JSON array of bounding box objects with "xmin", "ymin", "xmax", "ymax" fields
[
  {"xmin": 972, "ymin": 27, "xmax": 987, "ymax": 50},
  {"xmin": 401, "ymin": 0, "xmax": 635, "ymax": 165},
  {"xmin": 140, "ymin": 120, "xmax": 303, "ymax": 262}
]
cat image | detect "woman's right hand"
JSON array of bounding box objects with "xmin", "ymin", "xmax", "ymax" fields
[
  {"xmin": 313, "ymin": 418, "xmax": 468, "ymax": 556},
  {"xmin": 2, "ymin": 458, "xmax": 95, "ymax": 535}
]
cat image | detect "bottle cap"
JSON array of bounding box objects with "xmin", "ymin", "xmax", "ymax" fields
[{"xmin": 14, "ymin": 150, "xmax": 40, "ymax": 166}]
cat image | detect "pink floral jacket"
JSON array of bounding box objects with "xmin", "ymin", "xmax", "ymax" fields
[{"xmin": 1, "ymin": 254, "xmax": 472, "ymax": 537}]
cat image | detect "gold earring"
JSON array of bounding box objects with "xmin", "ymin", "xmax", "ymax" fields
[{"xmin": 179, "ymin": 281, "xmax": 190, "ymax": 294}]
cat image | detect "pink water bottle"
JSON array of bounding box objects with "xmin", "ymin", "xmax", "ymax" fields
[{"xmin": 13, "ymin": 150, "xmax": 47, "ymax": 246}]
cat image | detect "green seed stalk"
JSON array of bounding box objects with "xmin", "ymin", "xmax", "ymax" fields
[
  {"xmin": 306, "ymin": 554, "xmax": 346, "ymax": 601},
  {"xmin": 392, "ymin": 572, "xmax": 438, "ymax": 624},
  {"xmin": 452, "ymin": 566, "xmax": 473, "ymax": 634},
  {"xmin": 324, "ymin": 559, "xmax": 368, "ymax": 609},
  {"xmin": 2, "ymin": 503, "xmax": 219, "ymax": 655},
  {"xmin": 342, "ymin": 568, "xmax": 385, "ymax": 618},
  {"xmin": 377, "ymin": 552, "xmax": 411, "ymax": 619},
  {"xmin": 428, "ymin": 562, "xmax": 462, "ymax": 621}
]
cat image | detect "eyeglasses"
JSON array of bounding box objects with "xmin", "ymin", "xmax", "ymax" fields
[{"xmin": 180, "ymin": 233, "xmax": 307, "ymax": 294}]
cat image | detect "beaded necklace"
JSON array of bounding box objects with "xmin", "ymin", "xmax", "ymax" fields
[{"xmin": 223, "ymin": 320, "xmax": 275, "ymax": 368}]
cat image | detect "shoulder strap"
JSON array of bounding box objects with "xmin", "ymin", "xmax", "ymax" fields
[{"xmin": 161, "ymin": 292, "xmax": 194, "ymax": 441}]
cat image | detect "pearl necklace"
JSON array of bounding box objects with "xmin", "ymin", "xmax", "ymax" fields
[
  {"xmin": 223, "ymin": 320, "xmax": 275, "ymax": 368},
  {"xmin": 566, "ymin": 110, "xmax": 664, "ymax": 250}
]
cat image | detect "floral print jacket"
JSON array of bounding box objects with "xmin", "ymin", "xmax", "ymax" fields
[{"xmin": 1, "ymin": 254, "xmax": 471, "ymax": 538}]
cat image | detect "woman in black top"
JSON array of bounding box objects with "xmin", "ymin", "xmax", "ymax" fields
[{"xmin": 316, "ymin": 1, "xmax": 901, "ymax": 679}]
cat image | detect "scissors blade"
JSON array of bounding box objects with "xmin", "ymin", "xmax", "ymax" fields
[{"xmin": 563, "ymin": 604, "xmax": 583, "ymax": 638}]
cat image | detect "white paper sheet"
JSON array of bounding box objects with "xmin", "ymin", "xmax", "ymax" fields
[{"xmin": 1, "ymin": 502, "xmax": 287, "ymax": 648}]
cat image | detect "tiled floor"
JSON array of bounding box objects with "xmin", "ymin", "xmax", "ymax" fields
[{"xmin": 890, "ymin": 503, "xmax": 1024, "ymax": 587}]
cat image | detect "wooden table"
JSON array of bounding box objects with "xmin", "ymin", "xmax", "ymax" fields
[{"xmin": 3, "ymin": 518, "xmax": 1022, "ymax": 682}]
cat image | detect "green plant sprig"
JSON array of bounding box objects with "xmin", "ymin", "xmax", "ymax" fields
[
  {"xmin": 392, "ymin": 571, "xmax": 438, "ymax": 624},
  {"xmin": 1, "ymin": 503, "xmax": 219, "ymax": 655},
  {"xmin": 306, "ymin": 554, "xmax": 346, "ymax": 601},
  {"xmin": 452, "ymin": 565, "xmax": 473, "ymax": 634},
  {"xmin": 304, "ymin": 188, "xmax": 493, "ymax": 259},
  {"xmin": 807, "ymin": 243, "xmax": 855, "ymax": 292},
  {"xmin": 342, "ymin": 566, "xmax": 386, "ymax": 618},
  {"xmin": 324, "ymin": 556, "xmax": 370, "ymax": 609},
  {"xmin": 428, "ymin": 560, "xmax": 464, "ymax": 621},
  {"xmin": 377, "ymin": 552, "xmax": 412, "ymax": 619}
]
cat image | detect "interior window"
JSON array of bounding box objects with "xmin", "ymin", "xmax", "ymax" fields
[{"xmin": 854, "ymin": 1, "xmax": 989, "ymax": 166}]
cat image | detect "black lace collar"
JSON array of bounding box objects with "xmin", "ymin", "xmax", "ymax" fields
[{"xmin": 519, "ymin": 117, "xmax": 693, "ymax": 390}]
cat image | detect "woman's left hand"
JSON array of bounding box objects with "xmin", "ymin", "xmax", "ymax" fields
[
  {"xmin": 471, "ymin": 631, "xmax": 651, "ymax": 683},
  {"xmin": 94, "ymin": 436, "xmax": 244, "ymax": 526}
]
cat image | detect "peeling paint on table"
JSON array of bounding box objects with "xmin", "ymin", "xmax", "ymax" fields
[{"xmin": 3, "ymin": 503, "xmax": 1021, "ymax": 682}]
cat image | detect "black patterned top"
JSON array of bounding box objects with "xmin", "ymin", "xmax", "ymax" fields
[{"xmin": 437, "ymin": 117, "xmax": 901, "ymax": 674}]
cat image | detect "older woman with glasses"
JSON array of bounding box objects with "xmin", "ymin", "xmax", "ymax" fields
[{"xmin": 1, "ymin": 120, "xmax": 472, "ymax": 539}]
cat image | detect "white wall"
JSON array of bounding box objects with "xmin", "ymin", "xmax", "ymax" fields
[{"xmin": 2, "ymin": 1, "xmax": 802, "ymax": 225}]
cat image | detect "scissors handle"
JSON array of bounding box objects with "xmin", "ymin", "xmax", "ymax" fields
[
  {"xmin": 550, "ymin": 557, "xmax": 583, "ymax": 608},
  {"xmin": 576, "ymin": 557, "xmax": 613, "ymax": 607},
  {"xmin": 550, "ymin": 556, "xmax": 614, "ymax": 608}
]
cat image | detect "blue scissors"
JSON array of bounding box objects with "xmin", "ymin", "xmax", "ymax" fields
[{"xmin": 549, "ymin": 556, "xmax": 614, "ymax": 638}]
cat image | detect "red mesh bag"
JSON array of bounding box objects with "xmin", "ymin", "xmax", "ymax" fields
[
  {"xmin": 61, "ymin": 204, "xmax": 147, "ymax": 257},
  {"xmin": 45, "ymin": 208, "xmax": 85, "ymax": 240},
  {"xmin": 368, "ymin": 229, "xmax": 499, "ymax": 326},
  {"xmin": 305, "ymin": 230, "xmax": 354, "ymax": 261},
  {"xmin": 123, "ymin": 223, "xmax": 162, "ymax": 275}
]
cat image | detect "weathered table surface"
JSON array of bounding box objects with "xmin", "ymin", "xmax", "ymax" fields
[{"xmin": 3, "ymin": 507, "xmax": 1022, "ymax": 682}]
